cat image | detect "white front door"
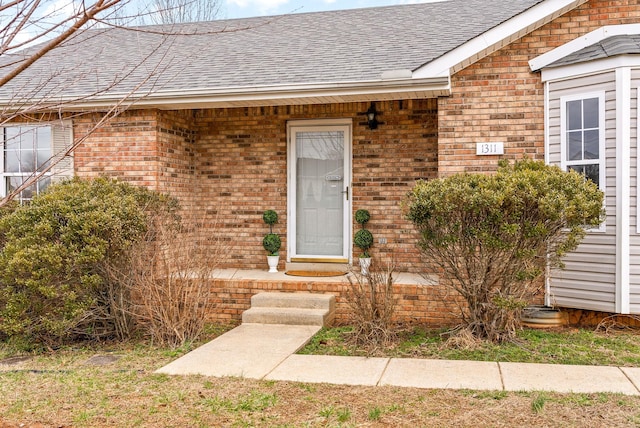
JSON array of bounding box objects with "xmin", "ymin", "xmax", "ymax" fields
[{"xmin": 287, "ymin": 120, "xmax": 351, "ymax": 262}]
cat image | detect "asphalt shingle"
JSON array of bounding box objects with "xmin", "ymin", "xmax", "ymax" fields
[
  {"xmin": 548, "ymin": 34, "xmax": 640, "ymax": 67},
  {"xmin": 0, "ymin": 0, "xmax": 544, "ymax": 100}
]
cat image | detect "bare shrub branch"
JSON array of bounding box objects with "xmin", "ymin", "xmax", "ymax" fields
[
  {"xmin": 595, "ymin": 314, "xmax": 640, "ymax": 334},
  {"xmin": 347, "ymin": 258, "xmax": 398, "ymax": 353},
  {"xmin": 116, "ymin": 210, "xmax": 227, "ymax": 347}
]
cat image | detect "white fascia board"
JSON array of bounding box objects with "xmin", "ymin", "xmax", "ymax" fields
[
  {"xmin": 413, "ymin": 0, "xmax": 587, "ymax": 79},
  {"xmin": 540, "ymin": 55, "xmax": 640, "ymax": 82},
  {"xmin": 530, "ymin": 23, "xmax": 640, "ymax": 72},
  {"xmin": 1, "ymin": 76, "xmax": 450, "ymax": 111}
]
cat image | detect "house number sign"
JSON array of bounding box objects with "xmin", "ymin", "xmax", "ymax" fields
[{"xmin": 476, "ymin": 142, "xmax": 504, "ymax": 156}]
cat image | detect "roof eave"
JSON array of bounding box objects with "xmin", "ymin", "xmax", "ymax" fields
[
  {"xmin": 5, "ymin": 76, "xmax": 451, "ymax": 111},
  {"xmin": 530, "ymin": 23, "xmax": 640, "ymax": 72}
]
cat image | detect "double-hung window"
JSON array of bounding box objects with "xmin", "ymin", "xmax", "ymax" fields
[
  {"xmin": 560, "ymin": 92, "xmax": 605, "ymax": 232},
  {"xmin": 0, "ymin": 123, "xmax": 73, "ymax": 203},
  {"xmin": 561, "ymin": 93, "xmax": 605, "ymax": 189}
]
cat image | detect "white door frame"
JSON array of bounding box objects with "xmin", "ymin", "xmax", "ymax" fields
[{"xmin": 287, "ymin": 119, "xmax": 352, "ymax": 263}]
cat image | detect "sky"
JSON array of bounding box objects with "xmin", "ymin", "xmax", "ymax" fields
[{"xmin": 220, "ymin": 0, "xmax": 445, "ymax": 19}]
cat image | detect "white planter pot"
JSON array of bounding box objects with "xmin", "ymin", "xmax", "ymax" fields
[
  {"xmin": 267, "ymin": 255, "xmax": 279, "ymax": 273},
  {"xmin": 359, "ymin": 257, "xmax": 371, "ymax": 275}
]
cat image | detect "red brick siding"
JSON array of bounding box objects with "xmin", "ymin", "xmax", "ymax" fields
[
  {"xmin": 437, "ymin": 0, "xmax": 640, "ymax": 176},
  {"xmin": 204, "ymin": 279, "xmax": 461, "ymax": 327},
  {"xmin": 74, "ymin": 110, "xmax": 161, "ymax": 189},
  {"xmin": 193, "ymin": 100, "xmax": 438, "ymax": 272},
  {"xmin": 564, "ymin": 308, "xmax": 640, "ymax": 327},
  {"xmin": 71, "ymin": 101, "xmax": 437, "ymax": 272},
  {"xmin": 156, "ymin": 110, "xmax": 198, "ymax": 208}
]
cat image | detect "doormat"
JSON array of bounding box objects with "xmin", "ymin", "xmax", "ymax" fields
[{"xmin": 285, "ymin": 270, "xmax": 347, "ymax": 277}]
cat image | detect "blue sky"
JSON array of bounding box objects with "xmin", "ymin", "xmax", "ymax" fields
[{"xmin": 220, "ymin": 0, "xmax": 445, "ymax": 19}]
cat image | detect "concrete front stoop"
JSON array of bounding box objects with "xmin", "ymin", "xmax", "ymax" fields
[{"xmin": 241, "ymin": 292, "xmax": 336, "ymax": 327}]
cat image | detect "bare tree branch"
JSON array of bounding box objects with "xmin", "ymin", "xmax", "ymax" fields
[
  {"xmin": 0, "ymin": 0, "xmax": 126, "ymax": 87},
  {"xmin": 0, "ymin": 0, "xmax": 267, "ymax": 206}
]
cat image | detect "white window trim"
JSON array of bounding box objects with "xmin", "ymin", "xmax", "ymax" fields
[
  {"xmin": 0, "ymin": 122, "xmax": 71, "ymax": 201},
  {"xmin": 560, "ymin": 91, "xmax": 606, "ymax": 233}
]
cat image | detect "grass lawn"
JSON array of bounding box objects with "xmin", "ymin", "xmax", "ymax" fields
[
  {"xmin": 300, "ymin": 326, "xmax": 640, "ymax": 367},
  {"xmin": 1, "ymin": 325, "xmax": 640, "ymax": 427}
]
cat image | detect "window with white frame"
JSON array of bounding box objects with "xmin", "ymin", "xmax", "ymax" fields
[
  {"xmin": 561, "ymin": 93, "xmax": 605, "ymax": 190},
  {"xmin": 1, "ymin": 125, "xmax": 53, "ymax": 203},
  {"xmin": 560, "ymin": 92, "xmax": 606, "ymax": 232}
]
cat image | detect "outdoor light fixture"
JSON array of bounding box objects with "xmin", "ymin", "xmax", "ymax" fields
[{"xmin": 366, "ymin": 102, "xmax": 379, "ymax": 130}]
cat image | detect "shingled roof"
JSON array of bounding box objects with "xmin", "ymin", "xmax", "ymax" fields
[
  {"xmin": 547, "ymin": 34, "xmax": 640, "ymax": 67},
  {"xmin": 0, "ymin": 0, "xmax": 550, "ymax": 108}
]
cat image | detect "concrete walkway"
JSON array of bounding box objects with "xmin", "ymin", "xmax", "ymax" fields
[{"xmin": 157, "ymin": 324, "xmax": 640, "ymax": 396}]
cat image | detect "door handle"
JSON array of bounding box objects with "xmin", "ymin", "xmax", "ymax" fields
[{"xmin": 341, "ymin": 186, "xmax": 349, "ymax": 200}]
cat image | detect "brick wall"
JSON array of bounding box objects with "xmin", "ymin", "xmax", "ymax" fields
[
  {"xmin": 156, "ymin": 110, "xmax": 198, "ymax": 208},
  {"xmin": 437, "ymin": 0, "xmax": 640, "ymax": 176},
  {"xmin": 74, "ymin": 110, "xmax": 162, "ymax": 189},
  {"xmin": 204, "ymin": 278, "xmax": 461, "ymax": 327},
  {"xmin": 193, "ymin": 100, "xmax": 438, "ymax": 272},
  {"xmin": 564, "ymin": 308, "xmax": 640, "ymax": 328},
  {"xmin": 71, "ymin": 100, "xmax": 438, "ymax": 272}
]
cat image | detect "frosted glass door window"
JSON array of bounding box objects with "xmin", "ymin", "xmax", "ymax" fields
[{"xmin": 295, "ymin": 131, "xmax": 344, "ymax": 256}]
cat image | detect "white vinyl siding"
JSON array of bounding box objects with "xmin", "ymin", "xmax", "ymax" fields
[{"xmin": 547, "ymin": 71, "xmax": 617, "ymax": 313}]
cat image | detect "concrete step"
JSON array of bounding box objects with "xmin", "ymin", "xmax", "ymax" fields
[
  {"xmin": 250, "ymin": 292, "xmax": 335, "ymax": 311},
  {"xmin": 243, "ymin": 292, "xmax": 336, "ymax": 327},
  {"xmin": 242, "ymin": 307, "xmax": 333, "ymax": 326}
]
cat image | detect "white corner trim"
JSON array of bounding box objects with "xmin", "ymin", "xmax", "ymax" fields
[
  {"xmin": 637, "ymin": 85, "xmax": 640, "ymax": 235},
  {"xmin": 414, "ymin": 0, "xmax": 587, "ymax": 78},
  {"xmin": 615, "ymin": 67, "xmax": 631, "ymax": 314},
  {"xmin": 530, "ymin": 23, "xmax": 640, "ymax": 72},
  {"xmin": 544, "ymin": 80, "xmax": 552, "ymax": 307}
]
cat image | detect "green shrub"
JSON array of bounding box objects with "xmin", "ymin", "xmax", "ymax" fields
[
  {"xmin": 262, "ymin": 210, "xmax": 280, "ymax": 255},
  {"xmin": 0, "ymin": 177, "xmax": 177, "ymax": 346},
  {"xmin": 355, "ymin": 209, "xmax": 370, "ymax": 226},
  {"xmin": 405, "ymin": 159, "xmax": 603, "ymax": 342},
  {"xmin": 262, "ymin": 210, "xmax": 278, "ymax": 226},
  {"xmin": 353, "ymin": 229, "xmax": 373, "ymax": 258},
  {"xmin": 263, "ymin": 233, "xmax": 281, "ymax": 256},
  {"xmin": 354, "ymin": 209, "xmax": 373, "ymax": 258}
]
